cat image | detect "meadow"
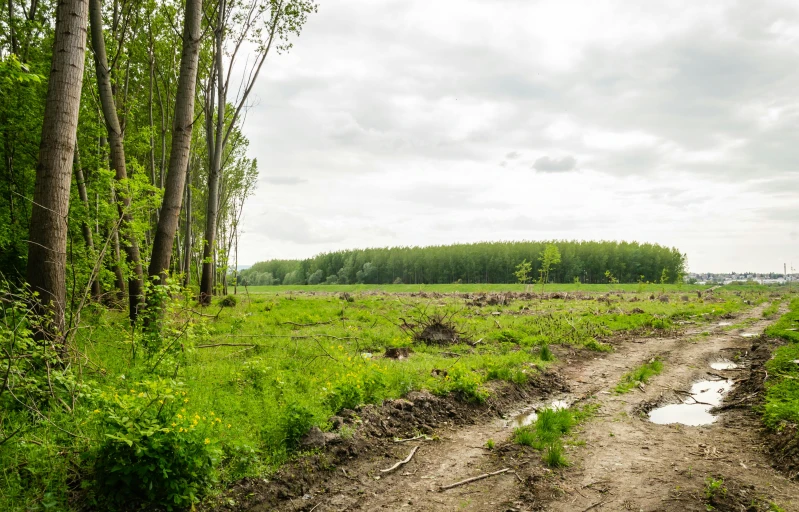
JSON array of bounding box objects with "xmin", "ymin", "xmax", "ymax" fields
[{"xmin": 0, "ymin": 282, "xmax": 775, "ymax": 509}]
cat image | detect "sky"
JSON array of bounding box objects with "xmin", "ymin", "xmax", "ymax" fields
[{"xmin": 234, "ymin": 0, "xmax": 799, "ymax": 273}]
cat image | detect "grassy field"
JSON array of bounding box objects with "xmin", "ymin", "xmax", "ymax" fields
[
  {"xmin": 0, "ymin": 283, "xmax": 782, "ymax": 509},
  {"xmin": 242, "ymin": 282, "xmax": 714, "ymax": 294}
]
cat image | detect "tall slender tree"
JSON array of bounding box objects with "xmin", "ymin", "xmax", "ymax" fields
[
  {"xmin": 26, "ymin": 0, "xmax": 89, "ymax": 341},
  {"xmin": 199, "ymin": 0, "xmax": 316, "ymax": 302},
  {"xmin": 148, "ymin": 0, "xmax": 203, "ymax": 282},
  {"xmin": 89, "ymin": 0, "xmax": 144, "ymax": 322}
]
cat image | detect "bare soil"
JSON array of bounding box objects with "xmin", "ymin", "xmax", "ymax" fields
[{"xmin": 211, "ymin": 303, "xmax": 799, "ymax": 512}]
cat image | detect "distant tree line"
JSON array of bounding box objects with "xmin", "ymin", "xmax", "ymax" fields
[{"xmin": 238, "ymin": 240, "xmax": 686, "ymax": 286}]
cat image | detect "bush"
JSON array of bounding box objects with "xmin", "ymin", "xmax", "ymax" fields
[
  {"xmin": 445, "ymin": 366, "xmax": 488, "ymax": 403},
  {"xmin": 90, "ymin": 381, "xmax": 222, "ymax": 510},
  {"xmin": 219, "ymin": 295, "xmax": 238, "ymax": 307},
  {"xmin": 280, "ymin": 402, "xmax": 316, "ymax": 450},
  {"xmin": 325, "ymin": 367, "xmax": 386, "ymax": 413}
]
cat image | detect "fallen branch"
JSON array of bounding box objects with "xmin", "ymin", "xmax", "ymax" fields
[
  {"xmin": 380, "ymin": 445, "xmax": 419, "ymax": 473},
  {"xmin": 582, "ymin": 500, "xmax": 608, "ymax": 512},
  {"xmin": 280, "ymin": 321, "xmax": 333, "ymax": 327},
  {"xmin": 393, "ymin": 434, "xmax": 431, "ymax": 443},
  {"xmin": 196, "ymin": 343, "xmax": 257, "ymax": 349},
  {"xmin": 439, "ymin": 468, "xmax": 510, "ymax": 491}
]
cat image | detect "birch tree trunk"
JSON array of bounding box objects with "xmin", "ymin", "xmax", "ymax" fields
[
  {"xmin": 148, "ymin": 0, "xmax": 202, "ymax": 281},
  {"xmin": 89, "ymin": 0, "xmax": 144, "ymax": 323},
  {"xmin": 26, "ymin": 0, "xmax": 89, "ymax": 343}
]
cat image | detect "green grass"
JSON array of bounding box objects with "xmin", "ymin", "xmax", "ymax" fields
[
  {"xmin": 763, "ymin": 297, "xmax": 799, "ymax": 428},
  {"xmin": 614, "ymin": 358, "xmax": 664, "ymax": 394},
  {"xmin": 513, "ymin": 404, "xmax": 598, "ymax": 467},
  {"xmin": 762, "ymin": 300, "xmax": 782, "ymax": 319},
  {"xmin": 0, "ymin": 284, "xmax": 779, "ymax": 510}
]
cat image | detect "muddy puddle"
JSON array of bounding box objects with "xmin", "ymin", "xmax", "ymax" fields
[
  {"xmin": 709, "ymin": 360, "xmax": 739, "ymax": 370},
  {"xmin": 741, "ymin": 332, "xmax": 758, "ymax": 338},
  {"xmin": 506, "ymin": 398, "xmax": 571, "ymax": 428},
  {"xmin": 718, "ymin": 321, "xmax": 733, "ymax": 327},
  {"xmin": 648, "ymin": 378, "xmax": 733, "ymax": 426}
]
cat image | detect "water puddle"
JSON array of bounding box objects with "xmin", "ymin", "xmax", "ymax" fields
[
  {"xmin": 718, "ymin": 322, "xmax": 732, "ymax": 327},
  {"xmin": 741, "ymin": 333, "xmax": 758, "ymax": 338},
  {"xmin": 648, "ymin": 379, "xmax": 733, "ymax": 426},
  {"xmin": 507, "ymin": 398, "xmax": 571, "ymax": 428},
  {"xmin": 709, "ymin": 360, "xmax": 739, "ymax": 370}
]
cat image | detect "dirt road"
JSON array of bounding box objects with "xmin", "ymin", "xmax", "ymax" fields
[{"xmin": 239, "ymin": 303, "xmax": 798, "ymax": 511}]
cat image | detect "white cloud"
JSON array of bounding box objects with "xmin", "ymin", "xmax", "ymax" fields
[{"xmin": 234, "ymin": 0, "xmax": 799, "ymax": 272}]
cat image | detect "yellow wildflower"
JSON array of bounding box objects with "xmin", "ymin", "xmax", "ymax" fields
[
  {"xmin": 93, "ymin": 409, "xmax": 100, "ymax": 414},
  {"xmin": 204, "ymin": 438, "xmax": 210, "ymax": 445}
]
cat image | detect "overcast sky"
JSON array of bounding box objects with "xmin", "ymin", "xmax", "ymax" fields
[{"xmin": 235, "ymin": 0, "xmax": 799, "ymax": 273}]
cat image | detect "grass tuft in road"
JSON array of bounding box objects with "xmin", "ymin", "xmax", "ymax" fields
[{"xmin": 614, "ymin": 358, "xmax": 664, "ymax": 394}]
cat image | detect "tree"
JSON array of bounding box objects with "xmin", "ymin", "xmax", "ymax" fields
[
  {"xmin": 538, "ymin": 244, "xmax": 561, "ymax": 293},
  {"xmin": 88, "ymin": 0, "xmax": 144, "ymax": 322},
  {"xmin": 148, "ymin": 0, "xmax": 203, "ymax": 282},
  {"xmin": 514, "ymin": 259, "xmax": 532, "ymax": 284},
  {"xmin": 199, "ymin": 0, "xmax": 317, "ymax": 303},
  {"xmin": 25, "ymin": 0, "xmax": 89, "ymax": 342}
]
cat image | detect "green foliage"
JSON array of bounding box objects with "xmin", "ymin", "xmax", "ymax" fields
[
  {"xmin": 514, "ymin": 259, "xmax": 532, "ymax": 284},
  {"xmin": 90, "ymin": 381, "xmax": 222, "ymax": 510},
  {"xmin": 615, "ymin": 359, "xmax": 664, "ymax": 394},
  {"xmin": 219, "ymin": 295, "xmax": 238, "ymax": 307},
  {"xmin": 280, "ymin": 402, "xmax": 316, "ymax": 450},
  {"xmin": 763, "ymin": 298, "xmax": 799, "ymax": 429},
  {"xmin": 543, "ymin": 443, "xmax": 570, "ymax": 468},
  {"xmin": 704, "ymin": 476, "xmax": 727, "ymax": 500},
  {"xmin": 240, "ymin": 240, "xmax": 687, "ymax": 286},
  {"xmin": 324, "ymin": 366, "xmax": 387, "ymax": 412},
  {"xmin": 485, "ymin": 438, "xmax": 495, "ymax": 450},
  {"xmin": 540, "ymin": 344, "xmax": 554, "ymax": 361},
  {"xmin": 513, "ymin": 404, "xmax": 598, "ymax": 467},
  {"xmin": 538, "ymin": 244, "xmax": 562, "ymax": 292},
  {"xmin": 441, "ymin": 367, "xmax": 489, "ymax": 403}
]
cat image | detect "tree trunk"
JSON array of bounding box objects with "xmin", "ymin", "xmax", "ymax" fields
[
  {"xmin": 73, "ymin": 146, "xmax": 101, "ymax": 300},
  {"xmin": 183, "ymin": 160, "xmax": 192, "ymax": 287},
  {"xmin": 26, "ymin": 0, "xmax": 88, "ymax": 343},
  {"xmin": 148, "ymin": 0, "xmax": 202, "ymax": 281},
  {"xmin": 89, "ymin": 0, "xmax": 143, "ymax": 323},
  {"xmin": 199, "ymin": 0, "xmax": 226, "ymax": 304}
]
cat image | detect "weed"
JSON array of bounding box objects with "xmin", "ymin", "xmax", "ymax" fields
[
  {"xmin": 219, "ymin": 295, "xmax": 238, "ymax": 307},
  {"xmin": 540, "ymin": 344, "xmax": 554, "ymax": 361},
  {"xmin": 485, "ymin": 438, "xmax": 495, "ymax": 450},
  {"xmin": 615, "ymin": 358, "xmax": 664, "ymax": 394},
  {"xmin": 543, "ymin": 443, "xmax": 570, "ymax": 467},
  {"xmin": 704, "ymin": 476, "xmax": 727, "ymax": 501}
]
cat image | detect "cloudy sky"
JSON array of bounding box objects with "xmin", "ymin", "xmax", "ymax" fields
[{"xmin": 236, "ymin": 0, "xmax": 799, "ymax": 273}]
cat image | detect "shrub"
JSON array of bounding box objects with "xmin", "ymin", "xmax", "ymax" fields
[
  {"xmin": 446, "ymin": 366, "xmax": 488, "ymax": 403},
  {"xmin": 280, "ymin": 402, "xmax": 316, "ymax": 450},
  {"xmin": 90, "ymin": 381, "xmax": 222, "ymax": 510},
  {"xmin": 219, "ymin": 295, "xmax": 238, "ymax": 307},
  {"xmin": 325, "ymin": 368, "xmax": 386, "ymax": 413}
]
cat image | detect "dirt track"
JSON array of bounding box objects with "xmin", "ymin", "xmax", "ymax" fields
[{"xmin": 240, "ymin": 303, "xmax": 799, "ymax": 512}]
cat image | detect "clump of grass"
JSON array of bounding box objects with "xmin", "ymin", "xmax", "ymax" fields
[
  {"xmin": 543, "ymin": 443, "xmax": 570, "ymax": 467},
  {"xmin": 513, "ymin": 406, "xmax": 594, "ymax": 467},
  {"xmin": 614, "ymin": 358, "xmax": 664, "ymax": 394},
  {"xmin": 540, "ymin": 344, "xmax": 554, "ymax": 361},
  {"xmin": 219, "ymin": 295, "xmax": 238, "ymax": 307},
  {"xmin": 485, "ymin": 438, "xmax": 495, "ymax": 450},
  {"xmin": 584, "ymin": 338, "xmax": 613, "ymax": 352},
  {"xmin": 762, "ymin": 300, "xmax": 781, "ymax": 318}
]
